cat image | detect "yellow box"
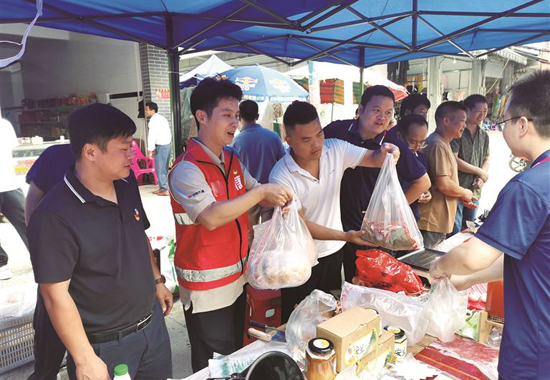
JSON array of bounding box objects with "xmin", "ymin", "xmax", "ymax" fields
[{"xmin": 316, "ymin": 307, "xmax": 380, "ymax": 372}]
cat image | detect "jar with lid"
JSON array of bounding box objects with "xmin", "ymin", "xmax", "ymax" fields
[
  {"xmin": 305, "ymin": 338, "xmax": 337, "ymax": 380},
  {"xmin": 386, "ymin": 326, "xmax": 407, "ymax": 362}
]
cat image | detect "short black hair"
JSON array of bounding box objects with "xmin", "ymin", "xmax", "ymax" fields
[
  {"xmin": 190, "ymin": 78, "xmax": 242, "ymax": 129},
  {"xmin": 145, "ymin": 101, "xmax": 158, "ymax": 113},
  {"xmin": 399, "ymin": 94, "xmax": 431, "ymax": 118},
  {"xmin": 507, "ymin": 70, "xmax": 550, "ymax": 138},
  {"xmin": 360, "ymin": 85, "xmax": 395, "ymax": 107},
  {"xmin": 283, "ymin": 101, "xmax": 319, "ymax": 135},
  {"xmin": 398, "ymin": 114, "xmax": 429, "ymax": 136},
  {"xmin": 239, "ymin": 100, "xmax": 259, "ymax": 123},
  {"xmin": 435, "ymin": 101, "xmax": 467, "ymax": 125},
  {"xmin": 68, "ymin": 103, "xmax": 136, "ymax": 161},
  {"xmin": 463, "ymin": 94, "xmax": 487, "ymax": 110}
]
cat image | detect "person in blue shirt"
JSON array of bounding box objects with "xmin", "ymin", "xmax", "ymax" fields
[
  {"xmin": 324, "ymin": 85, "xmax": 431, "ymax": 281},
  {"xmin": 430, "ymin": 70, "xmax": 550, "ymax": 380},
  {"xmin": 231, "ymin": 100, "xmax": 285, "ymax": 234},
  {"xmin": 393, "ymin": 114, "xmax": 432, "ymax": 220}
]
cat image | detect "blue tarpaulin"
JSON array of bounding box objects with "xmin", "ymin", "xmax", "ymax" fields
[{"xmin": 1, "ymin": 0, "xmax": 549, "ymax": 67}]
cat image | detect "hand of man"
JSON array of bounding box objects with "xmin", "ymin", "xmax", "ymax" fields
[
  {"xmin": 429, "ymin": 257, "xmax": 447, "ymax": 281},
  {"xmin": 156, "ymin": 284, "xmax": 174, "ymax": 316},
  {"xmin": 460, "ymin": 188, "xmax": 474, "ymax": 204},
  {"xmin": 380, "ymin": 143, "xmax": 400, "ymax": 164},
  {"xmin": 476, "ymin": 169, "xmax": 489, "ymax": 182},
  {"xmin": 76, "ymin": 354, "xmax": 110, "ymax": 380},
  {"xmin": 461, "ymin": 196, "xmax": 479, "ymax": 209},
  {"xmin": 345, "ymin": 230, "xmax": 377, "ymax": 246},
  {"xmin": 261, "ymin": 184, "xmax": 293, "ymax": 207},
  {"xmin": 473, "ymin": 177, "xmax": 485, "ymax": 189},
  {"xmin": 418, "ymin": 191, "xmax": 432, "ymax": 204},
  {"xmin": 147, "ymin": 151, "xmax": 154, "ymax": 159}
]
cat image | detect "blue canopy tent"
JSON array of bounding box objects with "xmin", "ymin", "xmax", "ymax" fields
[{"xmin": 2, "ymin": 0, "xmax": 549, "ymax": 155}]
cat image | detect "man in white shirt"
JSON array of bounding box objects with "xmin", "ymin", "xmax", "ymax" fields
[
  {"xmin": 0, "ymin": 118, "xmax": 29, "ymax": 280},
  {"xmin": 146, "ymin": 101, "xmax": 172, "ymax": 196},
  {"xmin": 269, "ymin": 101, "xmax": 399, "ymax": 322}
]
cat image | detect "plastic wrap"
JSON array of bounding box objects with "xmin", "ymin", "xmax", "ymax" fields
[
  {"xmin": 354, "ymin": 249, "xmax": 424, "ymax": 295},
  {"xmin": 285, "ymin": 290, "xmax": 338, "ymax": 363},
  {"xmin": 341, "ymin": 282, "xmax": 427, "ymax": 345},
  {"xmin": 247, "ymin": 201, "xmax": 317, "ymax": 290},
  {"xmin": 360, "ymin": 154, "xmax": 423, "ymax": 250},
  {"xmin": 0, "ymin": 283, "xmax": 37, "ymax": 318},
  {"xmin": 341, "ymin": 279, "xmax": 467, "ymax": 345}
]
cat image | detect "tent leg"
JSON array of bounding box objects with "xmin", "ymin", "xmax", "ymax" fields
[{"xmin": 168, "ymin": 47, "xmax": 183, "ymax": 157}]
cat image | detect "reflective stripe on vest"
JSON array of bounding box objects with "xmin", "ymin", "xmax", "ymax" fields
[
  {"xmin": 174, "ymin": 213, "xmax": 195, "ymax": 226},
  {"xmin": 175, "ymin": 256, "xmax": 248, "ymax": 283}
]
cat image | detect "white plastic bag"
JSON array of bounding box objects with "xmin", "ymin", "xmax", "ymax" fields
[
  {"xmin": 360, "ymin": 154, "xmax": 423, "ymax": 250},
  {"xmin": 286, "ymin": 290, "xmax": 338, "ymax": 363},
  {"xmin": 341, "ymin": 282, "xmax": 428, "ymax": 345},
  {"xmin": 247, "ymin": 201, "xmax": 317, "ymax": 290},
  {"xmin": 150, "ymin": 236, "xmax": 179, "ymax": 294},
  {"xmin": 0, "ymin": 283, "xmax": 37, "ymax": 318},
  {"xmin": 423, "ymin": 278, "xmax": 468, "ymax": 342}
]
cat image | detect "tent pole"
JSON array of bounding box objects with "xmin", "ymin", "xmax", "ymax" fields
[
  {"xmin": 166, "ymin": 15, "xmax": 183, "ymax": 157},
  {"xmin": 360, "ymin": 47, "xmax": 365, "ymax": 95}
]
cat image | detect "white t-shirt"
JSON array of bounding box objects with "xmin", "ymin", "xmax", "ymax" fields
[
  {"xmin": 0, "ymin": 119, "xmax": 19, "ymax": 192},
  {"xmin": 147, "ymin": 113, "xmax": 172, "ymax": 152},
  {"xmin": 269, "ymin": 139, "xmax": 367, "ymax": 258}
]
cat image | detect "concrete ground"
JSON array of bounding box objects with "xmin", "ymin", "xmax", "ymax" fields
[{"xmin": 1, "ymin": 131, "xmax": 516, "ymax": 379}]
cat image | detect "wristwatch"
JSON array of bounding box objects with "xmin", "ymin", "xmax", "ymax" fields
[{"xmin": 154, "ymin": 275, "xmax": 166, "ymax": 285}]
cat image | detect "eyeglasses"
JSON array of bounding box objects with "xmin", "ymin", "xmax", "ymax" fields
[{"xmin": 495, "ymin": 116, "xmax": 533, "ymax": 128}]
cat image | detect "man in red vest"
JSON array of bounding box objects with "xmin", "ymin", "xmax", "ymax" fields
[{"xmin": 169, "ymin": 78, "xmax": 293, "ymax": 372}]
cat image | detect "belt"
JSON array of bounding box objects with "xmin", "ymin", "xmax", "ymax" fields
[{"xmin": 86, "ymin": 312, "xmax": 153, "ymax": 344}]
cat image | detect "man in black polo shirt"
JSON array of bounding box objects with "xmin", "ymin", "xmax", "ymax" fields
[
  {"xmin": 324, "ymin": 85, "xmax": 431, "ymax": 281},
  {"xmin": 28, "ymin": 104, "xmax": 173, "ymax": 379}
]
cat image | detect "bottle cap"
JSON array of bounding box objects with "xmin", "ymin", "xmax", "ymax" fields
[
  {"xmin": 114, "ymin": 364, "xmax": 129, "ymax": 376},
  {"xmin": 386, "ymin": 326, "xmax": 405, "ymax": 340},
  {"xmin": 308, "ymin": 338, "xmax": 334, "ymax": 355}
]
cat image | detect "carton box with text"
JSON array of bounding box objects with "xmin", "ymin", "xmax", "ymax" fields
[{"xmin": 316, "ymin": 307, "xmax": 380, "ymax": 372}]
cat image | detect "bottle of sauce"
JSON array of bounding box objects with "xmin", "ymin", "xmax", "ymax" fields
[
  {"xmin": 114, "ymin": 364, "xmax": 131, "ymax": 380},
  {"xmin": 386, "ymin": 327, "xmax": 407, "ymax": 362},
  {"xmin": 305, "ymin": 338, "xmax": 337, "ymax": 380}
]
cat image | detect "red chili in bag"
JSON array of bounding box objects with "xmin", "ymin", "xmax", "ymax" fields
[{"xmin": 353, "ymin": 249, "xmax": 424, "ymax": 295}]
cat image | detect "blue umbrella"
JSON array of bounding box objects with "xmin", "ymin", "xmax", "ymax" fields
[{"xmin": 221, "ymin": 65, "xmax": 308, "ymax": 103}]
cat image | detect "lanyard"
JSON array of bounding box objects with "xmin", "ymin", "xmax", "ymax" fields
[{"xmin": 531, "ymin": 156, "xmax": 550, "ymax": 169}]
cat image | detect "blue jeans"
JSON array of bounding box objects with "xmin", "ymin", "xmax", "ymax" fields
[
  {"xmin": 154, "ymin": 144, "xmax": 172, "ymax": 191},
  {"xmin": 452, "ymin": 199, "xmax": 479, "ymax": 235}
]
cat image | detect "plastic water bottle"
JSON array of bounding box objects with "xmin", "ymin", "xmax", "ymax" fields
[{"xmin": 114, "ymin": 364, "xmax": 131, "ymax": 380}]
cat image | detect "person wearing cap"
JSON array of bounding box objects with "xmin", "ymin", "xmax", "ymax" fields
[
  {"xmin": 168, "ymin": 78, "xmax": 293, "ymax": 372},
  {"xmin": 28, "ymin": 104, "xmax": 173, "ymax": 379},
  {"xmin": 430, "ymin": 70, "xmax": 550, "ymax": 380}
]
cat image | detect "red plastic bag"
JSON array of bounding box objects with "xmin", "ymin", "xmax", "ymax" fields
[{"xmin": 353, "ymin": 249, "xmax": 424, "ymax": 295}]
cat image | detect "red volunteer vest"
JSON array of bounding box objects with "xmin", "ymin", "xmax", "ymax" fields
[{"xmin": 169, "ymin": 139, "xmax": 249, "ymax": 290}]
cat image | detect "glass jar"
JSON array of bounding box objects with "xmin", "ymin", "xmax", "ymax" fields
[
  {"xmin": 305, "ymin": 338, "xmax": 337, "ymax": 380},
  {"xmin": 386, "ymin": 326, "xmax": 407, "ymax": 362}
]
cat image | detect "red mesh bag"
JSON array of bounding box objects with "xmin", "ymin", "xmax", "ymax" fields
[{"xmin": 353, "ymin": 249, "xmax": 424, "ymax": 295}]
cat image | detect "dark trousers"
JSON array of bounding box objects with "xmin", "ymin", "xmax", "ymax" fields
[
  {"xmin": 0, "ymin": 188, "xmax": 28, "ymax": 266},
  {"xmin": 184, "ymin": 287, "xmax": 246, "ymax": 373},
  {"xmin": 28, "ymin": 290, "xmax": 66, "ymax": 380},
  {"xmin": 154, "ymin": 144, "xmax": 172, "ymax": 191},
  {"xmin": 342, "ymin": 242, "xmax": 364, "ymax": 283},
  {"xmin": 452, "ymin": 199, "xmax": 479, "ymax": 235},
  {"xmin": 282, "ymin": 248, "xmax": 344, "ymax": 323},
  {"xmin": 67, "ymin": 301, "xmax": 172, "ymax": 380}
]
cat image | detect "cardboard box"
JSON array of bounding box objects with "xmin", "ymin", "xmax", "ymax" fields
[
  {"xmin": 316, "ymin": 307, "xmax": 380, "ymax": 372},
  {"xmin": 358, "ymin": 329, "xmax": 395, "ymax": 370}
]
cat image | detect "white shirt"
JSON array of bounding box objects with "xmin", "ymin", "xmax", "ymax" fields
[
  {"xmin": 169, "ymin": 138, "xmax": 260, "ymax": 313},
  {"xmin": 269, "ymin": 139, "xmax": 367, "ymax": 258},
  {"xmin": 0, "ymin": 119, "xmax": 19, "ymax": 192},
  {"xmin": 147, "ymin": 113, "xmax": 172, "ymax": 152}
]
